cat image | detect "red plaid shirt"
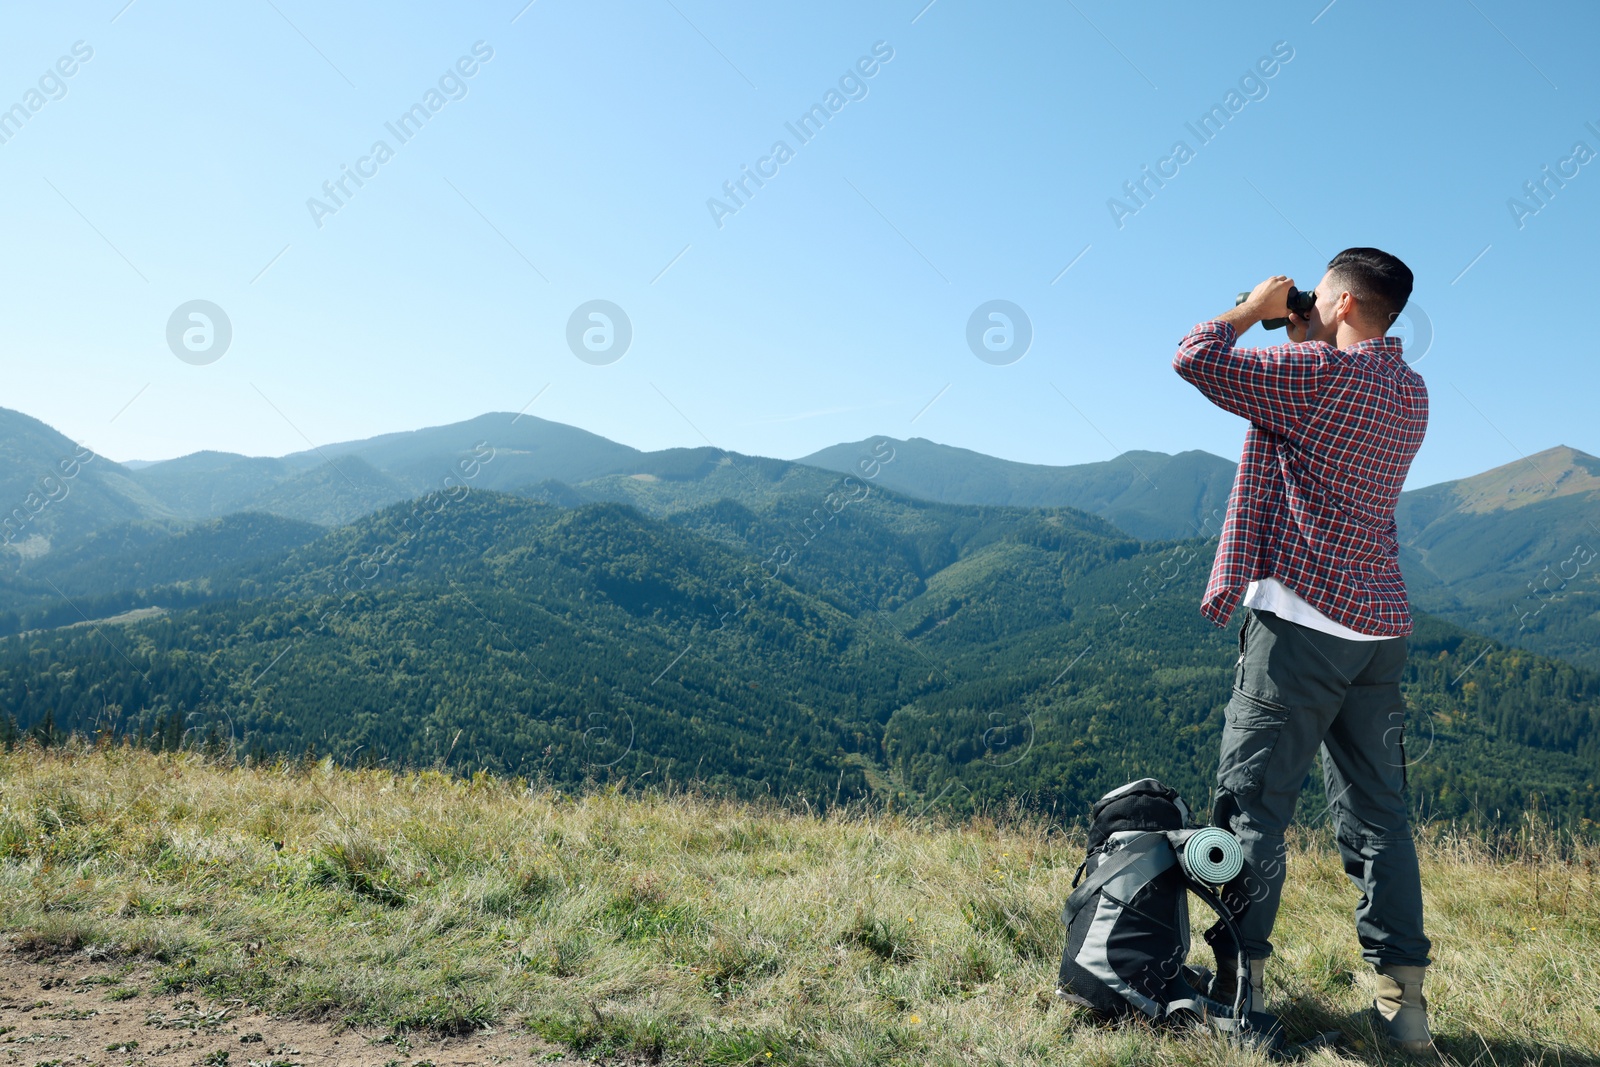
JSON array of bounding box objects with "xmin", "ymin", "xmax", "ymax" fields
[{"xmin": 1173, "ymin": 319, "xmax": 1428, "ymax": 636}]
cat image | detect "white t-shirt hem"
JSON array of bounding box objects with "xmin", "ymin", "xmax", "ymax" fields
[{"xmin": 1241, "ymin": 577, "xmax": 1392, "ymax": 641}]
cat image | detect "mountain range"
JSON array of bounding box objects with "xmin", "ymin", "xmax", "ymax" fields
[
  {"xmin": 3, "ymin": 406, "xmax": 1593, "ymax": 667},
  {"xmin": 801, "ymin": 438, "xmax": 1238, "ymax": 542},
  {"xmin": 0, "ymin": 404, "xmax": 1596, "ymax": 830}
]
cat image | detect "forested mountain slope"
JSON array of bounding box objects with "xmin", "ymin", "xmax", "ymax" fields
[{"xmin": 3, "ymin": 486, "xmax": 1595, "ymax": 831}]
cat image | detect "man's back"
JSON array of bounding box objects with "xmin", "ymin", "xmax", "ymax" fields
[{"xmin": 1173, "ymin": 320, "xmax": 1428, "ymax": 636}]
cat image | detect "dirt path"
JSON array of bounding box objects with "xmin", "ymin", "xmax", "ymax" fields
[{"xmin": 0, "ymin": 942, "xmax": 584, "ymax": 1067}]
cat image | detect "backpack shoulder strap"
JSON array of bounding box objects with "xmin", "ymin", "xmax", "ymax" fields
[
  {"xmin": 1155, "ymin": 883, "xmax": 1266, "ymax": 1037},
  {"xmin": 1060, "ymin": 833, "xmax": 1170, "ymax": 927},
  {"xmin": 1180, "ymin": 880, "xmax": 1250, "ymax": 1022}
]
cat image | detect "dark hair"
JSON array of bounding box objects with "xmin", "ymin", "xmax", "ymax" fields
[{"xmin": 1326, "ymin": 247, "xmax": 1413, "ymax": 329}]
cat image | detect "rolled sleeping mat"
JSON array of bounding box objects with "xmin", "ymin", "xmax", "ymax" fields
[{"xmin": 1178, "ymin": 825, "xmax": 1244, "ymax": 885}]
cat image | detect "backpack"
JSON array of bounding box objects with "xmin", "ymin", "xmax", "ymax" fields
[{"xmin": 1056, "ymin": 779, "xmax": 1278, "ymax": 1045}]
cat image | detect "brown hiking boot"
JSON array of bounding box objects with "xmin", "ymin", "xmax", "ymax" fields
[
  {"xmin": 1374, "ymin": 965, "xmax": 1434, "ymax": 1054},
  {"xmin": 1245, "ymin": 958, "xmax": 1266, "ymax": 1015}
]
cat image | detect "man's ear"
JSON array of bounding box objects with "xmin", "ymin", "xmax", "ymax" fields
[{"xmin": 1333, "ymin": 290, "xmax": 1355, "ymax": 324}]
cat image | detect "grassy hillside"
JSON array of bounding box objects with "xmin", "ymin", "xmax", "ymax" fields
[
  {"xmin": 1, "ymin": 744, "xmax": 1596, "ymax": 1066},
  {"xmin": 1397, "ymin": 445, "xmax": 1600, "ymax": 670},
  {"xmin": 1402, "ymin": 489, "xmax": 1600, "ymax": 671}
]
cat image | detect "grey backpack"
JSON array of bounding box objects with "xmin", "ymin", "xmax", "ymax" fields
[{"xmin": 1056, "ymin": 779, "xmax": 1280, "ymax": 1047}]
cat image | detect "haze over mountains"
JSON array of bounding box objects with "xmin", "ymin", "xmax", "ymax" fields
[
  {"xmin": 0, "ymin": 403, "xmax": 1596, "ymax": 829},
  {"xmin": 3, "ymin": 405, "xmax": 1592, "ymax": 667},
  {"xmin": 802, "ymin": 439, "xmax": 1239, "ymax": 542}
]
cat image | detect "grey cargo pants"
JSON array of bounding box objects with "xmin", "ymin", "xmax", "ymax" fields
[{"xmin": 1214, "ymin": 607, "xmax": 1432, "ymax": 968}]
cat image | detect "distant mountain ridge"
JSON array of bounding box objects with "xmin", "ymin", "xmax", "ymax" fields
[
  {"xmin": 0, "ymin": 408, "xmax": 174, "ymax": 554},
  {"xmin": 801, "ymin": 437, "xmax": 1237, "ymax": 541},
  {"xmin": 8, "ymin": 406, "xmax": 1233, "ymax": 545},
  {"xmin": 2, "ymin": 404, "xmax": 1596, "ymax": 666},
  {"xmin": 1398, "ymin": 444, "xmax": 1600, "ymax": 530},
  {"xmin": 128, "ymin": 414, "xmax": 1244, "ymax": 542},
  {"xmin": 129, "ymin": 413, "xmax": 649, "ymax": 527},
  {"xmin": 276, "ymin": 411, "xmax": 645, "ymax": 493}
]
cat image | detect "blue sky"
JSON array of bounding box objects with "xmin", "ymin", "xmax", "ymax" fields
[{"xmin": 2, "ymin": 0, "xmax": 1595, "ymax": 490}]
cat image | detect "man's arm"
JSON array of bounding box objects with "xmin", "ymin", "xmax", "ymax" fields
[{"xmin": 1172, "ymin": 275, "xmax": 1328, "ymax": 437}]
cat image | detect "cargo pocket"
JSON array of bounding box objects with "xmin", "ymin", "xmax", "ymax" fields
[{"xmin": 1217, "ymin": 687, "xmax": 1289, "ymax": 799}]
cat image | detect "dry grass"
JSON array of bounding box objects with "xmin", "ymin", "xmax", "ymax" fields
[{"xmin": 1, "ymin": 740, "xmax": 1597, "ymax": 1066}]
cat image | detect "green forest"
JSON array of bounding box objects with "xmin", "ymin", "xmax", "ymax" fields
[{"xmin": 2, "ymin": 482, "xmax": 1597, "ymax": 833}]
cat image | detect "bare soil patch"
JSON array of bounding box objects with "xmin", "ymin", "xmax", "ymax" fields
[{"xmin": 0, "ymin": 942, "xmax": 583, "ymax": 1067}]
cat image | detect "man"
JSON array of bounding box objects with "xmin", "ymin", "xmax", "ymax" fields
[{"xmin": 1171, "ymin": 248, "xmax": 1433, "ymax": 1053}]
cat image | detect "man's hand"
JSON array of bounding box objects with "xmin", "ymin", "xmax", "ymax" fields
[
  {"xmin": 1218, "ymin": 275, "xmax": 1294, "ymax": 335},
  {"xmin": 1285, "ymin": 309, "xmax": 1310, "ymax": 343}
]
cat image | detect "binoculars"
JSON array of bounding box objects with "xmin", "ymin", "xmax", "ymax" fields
[{"xmin": 1235, "ymin": 286, "xmax": 1316, "ymax": 330}]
